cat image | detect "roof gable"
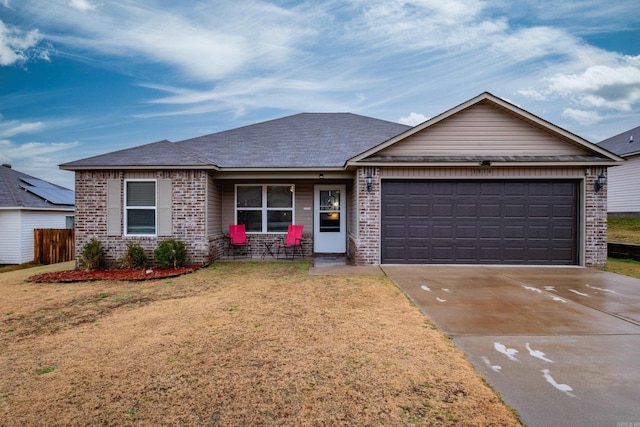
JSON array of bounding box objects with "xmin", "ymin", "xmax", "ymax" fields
[{"xmin": 350, "ymin": 92, "xmax": 622, "ymax": 165}]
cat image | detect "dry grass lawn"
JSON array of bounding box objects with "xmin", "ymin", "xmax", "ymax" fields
[{"xmin": 1, "ymin": 261, "xmax": 520, "ymax": 426}]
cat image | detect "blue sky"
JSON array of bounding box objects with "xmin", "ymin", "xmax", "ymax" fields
[{"xmin": 1, "ymin": 0, "xmax": 639, "ymax": 189}]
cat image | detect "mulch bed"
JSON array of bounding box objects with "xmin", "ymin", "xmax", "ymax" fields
[{"xmin": 28, "ymin": 266, "xmax": 201, "ymax": 283}]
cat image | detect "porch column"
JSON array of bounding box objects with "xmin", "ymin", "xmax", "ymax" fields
[
  {"xmin": 353, "ymin": 167, "xmax": 381, "ymax": 265},
  {"xmin": 584, "ymin": 166, "xmax": 608, "ymax": 267}
]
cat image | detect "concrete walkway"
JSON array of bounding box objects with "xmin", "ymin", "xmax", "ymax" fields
[
  {"xmin": 384, "ymin": 265, "xmax": 640, "ymax": 427},
  {"xmin": 308, "ymin": 256, "xmax": 384, "ymax": 276}
]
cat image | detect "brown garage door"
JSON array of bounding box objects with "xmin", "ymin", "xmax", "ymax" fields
[{"xmin": 381, "ymin": 180, "xmax": 578, "ymax": 265}]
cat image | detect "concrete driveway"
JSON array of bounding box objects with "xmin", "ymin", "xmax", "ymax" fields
[{"xmin": 383, "ymin": 265, "xmax": 640, "ymax": 427}]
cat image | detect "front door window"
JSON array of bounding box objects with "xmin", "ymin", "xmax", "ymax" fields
[{"xmin": 319, "ymin": 190, "xmax": 341, "ymax": 233}]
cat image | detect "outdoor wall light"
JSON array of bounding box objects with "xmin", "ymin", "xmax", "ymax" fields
[
  {"xmin": 366, "ymin": 174, "xmax": 373, "ymax": 192},
  {"xmin": 594, "ymin": 172, "xmax": 606, "ymax": 193}
]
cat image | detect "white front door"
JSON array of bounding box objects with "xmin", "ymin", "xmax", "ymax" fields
[{"xmin": 314, "ymin": 184, "xmax": 346, "ymax": 253}]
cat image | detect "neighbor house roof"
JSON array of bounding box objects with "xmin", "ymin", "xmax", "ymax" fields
[
  {"xmin": 0, "ymin": 164, "xmax": 74, "ymax": 210},
  {"xmin": 597, "ymin": 125, "xmax": 640, "ymax": 157},
  {"xmin": 61, "ymin": 113, "xmax": 410, "ymax": 171}
]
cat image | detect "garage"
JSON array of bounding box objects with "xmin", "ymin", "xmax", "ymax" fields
[{"xmin": 381, "ymin": 180, "xmax": 579, "ymax": 265}]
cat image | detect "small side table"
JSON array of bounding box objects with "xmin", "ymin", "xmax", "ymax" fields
[{"xmin": 261, "ymin": 240, "xmax": 279, "ymax": 259}]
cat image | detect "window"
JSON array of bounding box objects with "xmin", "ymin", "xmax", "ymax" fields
[
  {"xmin": 125, "ymin": 180, "xmax": 156, "ymax": 235},
  {"xmin": 65, "ymin": 216, "xmax": 75, "ymax": 229},
  {"xmin": 236, "ymin": 185, "xmax": 294, "ymax": 232}
]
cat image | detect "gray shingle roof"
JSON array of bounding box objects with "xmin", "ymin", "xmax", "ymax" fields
[
  {"xmin": 0, "ymin": 164, "xmax": 74, "ymax": 209},
  {"xmin": 60, "ymin": 140, "xmax": 212, "ymax": 169},
  {"xmin": 60, "ymin": 113, "xmax": 410, "ymax": 169},
  {"xmin": 597, "ymin": 125, "xmax": 640, "ymax": 157},
  {"xmin": 176, "ymin": 113, "xmax": 410, "ymax": 168}
]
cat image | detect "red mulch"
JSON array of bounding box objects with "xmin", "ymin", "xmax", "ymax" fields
[{"xmin": 28, "ymin": 266, "xmax": 201, "ymax": 283}]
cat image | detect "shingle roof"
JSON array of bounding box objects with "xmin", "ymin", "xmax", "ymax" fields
[
  {"xmin": 597, "ymin": 125, "xmax": 640, "ymax": 157},
  {"xmin": 60, "ymin": 113, "xmax": 410, "ymax": 170},
  {"xmin": 176, "ymin": 113, "xmax": 410, "ymax": 168},
  {"xmin": 60, "ymin": 140, "xmax": 212, "ymax": 169},
  {"xmin": 0, "ymin": 165, "xmax": 74, "ymax": 209}
]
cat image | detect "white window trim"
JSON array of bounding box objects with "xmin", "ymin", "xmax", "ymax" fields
[
  {"xmin": 235, "ymin": 184, "xmax": 295, "ymax": 233},
  {"xmin": 124, "ymin": 179, "xmax": 157, "ymax": 237}
]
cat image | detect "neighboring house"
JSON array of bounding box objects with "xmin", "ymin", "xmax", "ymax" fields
[
  {"xmin": 596, "ymin": 125, "xmax": 640, "ymax": 216},
  {"xmin": 60, "ymin": 92, "xmax": 622, "ymax": 267},
  {"xmin": 0, "ymin": 164, "xmax": 75, "ymax": 264}
]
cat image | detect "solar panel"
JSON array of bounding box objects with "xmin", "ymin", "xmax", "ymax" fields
[
  {"xmin": 20, "ymin": 181, "xmax": 75, "ymax": 206},
  {"xmin": 20, "ymin": 177, "xmax": 58, "ymax": 189}
]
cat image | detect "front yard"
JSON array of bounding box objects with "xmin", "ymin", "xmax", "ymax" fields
[{"xmin": 0, "ymin": 261, "xmax": 520, "ymax": 426}]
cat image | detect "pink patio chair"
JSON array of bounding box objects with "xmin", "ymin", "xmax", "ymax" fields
[
  {"xmin": 228, "ymin": 224, "xmax": 252, "ymax": 258},
  {"xmin": 276, "ymin": 224, "xmax": 304, "ymax": 260}
]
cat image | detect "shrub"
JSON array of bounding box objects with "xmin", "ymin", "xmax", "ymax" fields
[
  {"xmin": 154, "ymin": 239, "xmax": 187, "ymax": 268},
  {"xmin": 79, "ymin": 238, "xmax": 106, "ymax": 271},
  {"xmin": 118, "ymin": 242, "xmax": 148, "ymax": 269}
]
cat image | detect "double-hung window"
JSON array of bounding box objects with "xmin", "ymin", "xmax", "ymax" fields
[
  {"xmin": 125, "ymin": 180, "xmax": 156, "ymax": 235},
  {"xmin": 236, "ymin": 185, "xmax": 294, "ymax": 232}
]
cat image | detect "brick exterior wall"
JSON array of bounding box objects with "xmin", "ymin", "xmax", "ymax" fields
[
  {"xmin": 351, "ymin": 167, "xmax": 380, "ymax": 265},
  {"xmin": 584, "ymin": 166, "xmax": 608, "ymax": 267},
  {"xmin": 74, "ymin": 170, "xmax": 210, "ymax": 268},
  {"xmin": 220, "ymin": 233, "xmax": 312, "ymax": 260}
]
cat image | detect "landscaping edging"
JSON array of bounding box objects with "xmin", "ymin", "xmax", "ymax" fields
[{"xmin": 28, "ymin": 266, "xmax": 201, "ymax": 283}]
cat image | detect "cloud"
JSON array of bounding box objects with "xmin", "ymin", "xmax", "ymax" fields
[
  {"xmin": 68, "ymin": 0, "xmax": 97, "ymax": 12},
  {"xmin": 398, "ymin": 112, "xmax": 428, "ymax": 126},
  {"xmin": 0, "ymin": 119, "xmax": 44, "ymax": 138},
  {"xmin": 22, "ymin": 0, "xmax": 315, "ymax": 82},
  {"xmin": 134, "ymin": 72, "xmax": 378, "ymax": 118},
  {"xmin": 0, "ymin": 141, "xmax": 79, "ymax": 161},
  {"xmin": 546, "ymin": 62, "xmax": 640, "ymax": 111},
  {"xmin": 561, "ymin": 108, "xmax": 603, "ymax": 125},
  {"xmin": 0, "ymin": 20, "xmax": 42, "ymax": 66}
]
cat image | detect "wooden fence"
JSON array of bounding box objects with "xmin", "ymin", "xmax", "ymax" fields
[{"xmin": 34, "ymin": 228, "xmax": 75, "ymax": 265}]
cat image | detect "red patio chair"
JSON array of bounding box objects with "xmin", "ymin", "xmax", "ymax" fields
[
  {"xmin": 228, "ymin": 224, "xmax": 252, "ymax": 258},
  {"xmin": 276, "ymin": 224, "xmax": 304, "ymax": 260}
]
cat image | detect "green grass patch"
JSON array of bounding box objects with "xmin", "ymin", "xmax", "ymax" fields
[
  {"xmin": 608, "ymin": 217, "xmax": 640, "ymax": 244},
  {"xmin": 598, "ymin": 258, "xmax": 640, "ymax": 279},
  {"xmin": 37, "ymin": 366, "xmax": 56, "ymax": 375}
]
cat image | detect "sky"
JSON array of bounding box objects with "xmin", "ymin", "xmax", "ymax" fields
[{"xmin": 1, "ymin": 0, "xmax": 639, "ymax": 190}]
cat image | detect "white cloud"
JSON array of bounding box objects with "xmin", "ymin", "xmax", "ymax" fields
[
  {"xmin": 546, "ymin": 62, "xmax": 640, "ymax": 111},
  {"xmin": 0, "ymin": 140, "xmax": 79, "ymax": 160},
  {"xmin": 561, "ymin": 108, "xmax": 603, "ymax": 125},
  {"xmin": 398, "ymin": 112, "xmax": 428, "ymax": 126},
  {"xmin": 0, "ymin": 119, "xmax": 44, "ymax": 138},
  {"xmin": 68, "ymin": 0, "xmax": 97, "ymax": 11},
  {"xmin": 24, "ymin": 0, "xmax": 315, "ymax": 82},
  {"xmin": 0, "ymin": 20, "xmax": 42, "ymax": 66}
]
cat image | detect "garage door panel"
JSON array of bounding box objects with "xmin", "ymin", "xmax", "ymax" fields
[
  {"xmin": 381, "ymin": 180, "xmax": 578, "ymax": 265},
  {"xmin": 408, "ymin": 224, "xmax": 430, "ymax": 238}
]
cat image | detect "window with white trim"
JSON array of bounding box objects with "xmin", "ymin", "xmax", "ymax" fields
[
  {"xmin": 236, "ymin": 185, "xmax": 294, "ymax": 232},
  {"xmin": 125, "ymin": 180, "xmax": 156, "ymax": 235}
]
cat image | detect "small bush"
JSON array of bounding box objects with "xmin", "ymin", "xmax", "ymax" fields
[
  {"xmin": 154, "ymin": 239, "xmax": 187, "ymax": 268},
  {"xmin": 79, "ymin": 238, "xmax": 106, "ymax": 271},
  {"xmin": 118, "ymin": 242, "xmax": 148, "ymax": 269}
]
